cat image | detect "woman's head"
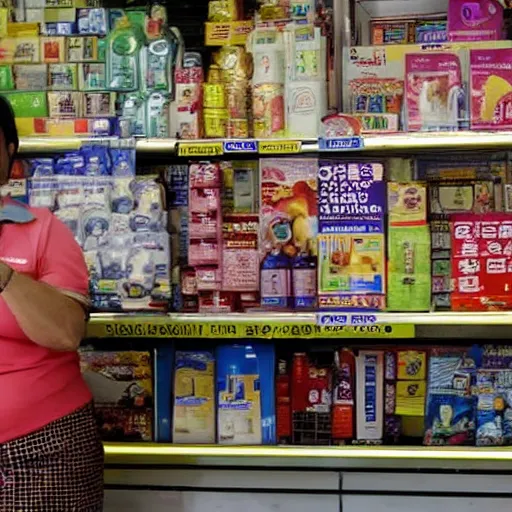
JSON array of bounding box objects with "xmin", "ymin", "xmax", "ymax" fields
[{"xmin": 0, "ymin": 96, "xmax": 18, "ymax": 186}]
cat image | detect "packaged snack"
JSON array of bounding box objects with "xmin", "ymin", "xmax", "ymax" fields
[
  {"xmin": 448, "ymin": 0, "xmax": 503, "ymax": 41},
  {"xmin": 424, "ymin": 347, "xmax": 479, "ymax": 446},
  {"xmin": 252, "ymin": 83, "xmax": 284, "ymax": 138},
  {"xmin": 204, "ymin": 108, "xmax": 228, "ymax": 138},
  {"xmin": 260, "ymin": 158, "xmax": 318, "ymax": 308},
  {"xmin": 387, "ymin": 226, "xmax": 431, "ymax": 311},
  {"xmin": 470, "ymin": 48, "xmax": 512, "ymax": 130},
  {"xmin": 405, "ymin": 52, "xmax": 464, "ymax": 131},
  {"xmin": 173, "ymin": 351, "xmax": 215, "ymax": 444}
]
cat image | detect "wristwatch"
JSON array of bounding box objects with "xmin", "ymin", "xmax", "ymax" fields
[{"xmin": 0, "ymin": 264, "xmax": 14, "ymax": 293}]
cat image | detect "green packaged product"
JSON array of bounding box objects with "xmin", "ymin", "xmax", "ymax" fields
[
  {"xmin": 3, "ymin": 91, "xmax": 48, "ymax": 117},
  {"xmin": 0, "ymin": 65, "xmax": 14, "ymax": 91},
  {"xmin": 387, "ymin": 225, "xmax": 431, "ymax": 311}
]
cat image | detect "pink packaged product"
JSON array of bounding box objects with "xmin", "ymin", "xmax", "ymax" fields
[
  {"xmin": 196, "ymin": 266, "xmax": 222, "ymax": 291},
  {"xmin": 448, "ymin": 0, "xmax": 503, "ymax": 42},
  {"xmin": 188, "ymin": 239, "xmax": 220, "ymax": 266},
  {"xmin": 222, "ymin": 214, "xmax": 259, "ymax": 292},
  {"xmin": 405, "ymin": 53, "xmax": 464, "ymax": 132},
  {"xmin": 175, "ymin": 67, "xmax": 203, "ymax": 139},
  {"xmin": 189, "ymin": 162, "xmax": 221, "ymax": 188},
  {"xmin": 199, "ymin": 291, "xmax": 235, "ymax": 313},
  {"xmin": 470, "ymin": 48, "xmax": 512, "ymax": 130}
]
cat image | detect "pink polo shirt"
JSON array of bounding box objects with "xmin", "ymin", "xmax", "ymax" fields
[{"xmin": 0, "ymin": 201, "xmax": 92, "ymax": 443}]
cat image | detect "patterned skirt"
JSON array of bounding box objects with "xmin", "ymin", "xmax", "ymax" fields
[{"xmin": 0, "ymin": 402, "xmax": 104, "ymax": 511}]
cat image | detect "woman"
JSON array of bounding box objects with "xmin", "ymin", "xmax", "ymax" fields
[{"xmin": 0, "ymin": 97, "xmax": 103, "ymax": 510}]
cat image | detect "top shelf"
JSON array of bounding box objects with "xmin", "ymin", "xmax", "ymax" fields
[{"xmin": 17, "ymin": 131, "xmax": 512, "ymax": 156}]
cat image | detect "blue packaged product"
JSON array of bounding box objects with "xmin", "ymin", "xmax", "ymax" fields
[
  {"xmin": 81, "ymin": 145, "xmax": 111, "ymax": 176},
  {"xmin": 77, "ymin": 8, "xmax": 107, "ymax": 35},
  {"xmin": 166, "ymin": 165, "xmax": 188, "ymax": 207},
  {"xmin": 54, "ymin": 153, "xmax": 86, "ymax": 175},
  {"xmin": 28, "ymin": 158, "xmax": 54, "ymax": 177},
  {"xmin": 424, "ymin": 346, "xmax": 481, "ymax": 446},
  {"xmin": 45, "ymin": 22, "xmax": 77, "ymax": 35},
  {"xmin": 216, "ymin": 344, "xmax": 276, "ymax": 445},
  {"xmin": 110, "ymin": 147, "xmax": 136, "ymax": 176}
]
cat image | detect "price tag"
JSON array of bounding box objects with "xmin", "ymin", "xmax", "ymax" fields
[
  {"xmin": 318, "ymin": 137, "xmax": 364, "ymax": 151},
  {"xmin": 178, "ymin": 142, "xmax": 224, "ymax": 157},
  {"xmin": 224, "ymin": 140, "xmax": 257, "ymax": 153},
  {"xmin": 317, "ymin": 312, "xmax": 378, "ymax": 326},
  {"xmin": 258, "ymin": 140, "xmax": 302, "ymax": 154}
]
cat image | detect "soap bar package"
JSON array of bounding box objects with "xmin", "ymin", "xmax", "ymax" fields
[
  {"xmin": 356, "ymin": 350, "xmax": 384, "ymax": 442},
  {"xmin": 41, "ymin": 36, "xmax": 66, "ymax": 63},
  {"xmin": 48, "ymin": 63, "xmax": 78, "ymax": 90},
  {"xmin": 173, "ymin": 351, "xmax": 215, "ymax": 444},
  {"xmin": 217, "ymin": 344, "xmax": 275, "ymax": 445},
  {"xmin": 387, "ymin": 226, "xmax": 431, "ymax": 311},
  {"xmin": 79, "ymin": 350, "xmax": 153, "ymax": 441},
  {"xmin": 47, "ymin": 91, "xmax": 82, "ymax": 117}
]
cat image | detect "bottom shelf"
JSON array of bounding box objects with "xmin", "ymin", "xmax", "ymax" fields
[{"xmin": 103, "ymin": 443, "xmax": 512, "ymax": 471}]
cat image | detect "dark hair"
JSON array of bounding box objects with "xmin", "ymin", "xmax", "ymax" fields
[{"xmin": 0, "ymin": 96, "xmax": 19, "ymax": 174}]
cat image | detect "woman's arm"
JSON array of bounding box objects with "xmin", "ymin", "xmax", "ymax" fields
[{"xmin": 0, "ymin": 262, "xmax": 86, "ymax": 351}]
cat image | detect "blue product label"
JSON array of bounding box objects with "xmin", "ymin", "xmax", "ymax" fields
[
  {"xmin": 364, "ymin": 356, "xmax": 377, "ymax": 423},
  {"xmin": 224, "ymin": 140, "xmax": 257, "ymax": 153},
  {"xmin": 318, "ymin": 137, "xmax": 364, "ymax": 151}
]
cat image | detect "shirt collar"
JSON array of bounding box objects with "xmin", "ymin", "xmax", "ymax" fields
[{"xmin": 0, "ymin": 200, "xmax": 35, "ymax": 224}]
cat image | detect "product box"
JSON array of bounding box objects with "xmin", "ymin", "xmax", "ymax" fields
[
  {"xmin": 66, "ymin": 35, "xmax": 98, "ymax": 62},
  {"xmin": 44, "ymin": 8, "xmax": 78, "ymax": 23},
  {"xmin": 77, "ymin": 8, "xmax": 107, "ymax": 35},
  {"xmin": 470, "ymin": 48, "xmax": 512, "ymax": 130},
  {"xmin": 47, "ymin": 91, "xmax": 82, "ymax": 117},
  {"xmin": 80, "ymin": 350, "xmax": 153, "ymax": 441},
  {"xmin": 448, "ymin": 0, "xmax": 503, "ymax": 42},
  {"xmin": 15, "ymin": 116, "xmax": 117, "ymax": 137},
  {"xmin": 48, "ymin": 63, "xmax": 78, "ymax": 90},
  {"xmin": 451, "ymin": 213, "xmax": 512, "ymax": 311},
  {"xmin": 83, "ymin": 91, "xmax": 116, "ymax": 117},
  {"xmin": 13, "ymin": 64, "xmax": 47, "ymax": 90},
  {"xmin": 173, "ymin": 351, "xmax": 215, "ymax": 444},
  {"xmin": 0, "ymin": 65, "xmax": 14, "ymax": 90},
  {"xmin": 217, "ymin": 344, "xmax": 275, "ymax": 445},
  {"xmin": 222, "ymin": 213, "xmax": 259, "ymax": 291},
  {"xmin": 260, "ymin": 158, "xmax": 318, "ymax": 309},
  {"xmin": 387, "ymin": 225, "xmax": 431, "ymax": 311},
  {"xmin": 405, "ymin": 52, "xmax": 463, "ymax": 131},
  {"xmin": 388, "ymin": 182, "xmax": 427, "ymax": 226},
  {"xmin": 3, "ymin": 91, "xmax": 48, "ymax": 117},
  {"xmin": 332, "ymin": 348, "xmax": 356, "ymax": 440},
  {"xmin": 78, "ymin": 62, "xmax": 106, "ymax": 90},
  {"xmin": 356, "ymin": 350, "xmax": 384, "ymax": 442},
  {"xmin": 424, "ymin": 347, "xmax": 479, "ymax": 445},
  {"xmin": 40, "ymin": 36, "xmax": 65, "ymax": 63},
  {"xmin": 0, "ymin": 37, "xmax": 40, "ymax": 63}
]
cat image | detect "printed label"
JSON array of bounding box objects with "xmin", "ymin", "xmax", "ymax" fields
[
  {"xmin": 258, "ymin": 140, "xmax": 302, "ymax": 154},
  {"xmin": 178, "ymin": 142, "xmax": 224, "ymax": 157},
  {"xmin": 318, "ymin": 137, "xmax": 364, "ymax": 151}
]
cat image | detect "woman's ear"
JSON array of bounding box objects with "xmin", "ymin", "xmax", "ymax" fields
[{"xmin": 7, "ymin": 142, "xmax": 15, "ymax": 159}]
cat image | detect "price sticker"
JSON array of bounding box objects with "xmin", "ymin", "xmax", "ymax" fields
[
  {"xmin": 318, "ymin": 137, "xmax": 364, "ymax": 151},
  {"xmin": 258, "ymin": 140, "xmax": 302, "ymax": 154},
  {"xmin": 224, "ymin": 140, "xmax": 257, "ymax": 153},
  {"xmin": 317, "ymin": 312, "xmax": 378, "ymax": 326},
  {"xmin": 178, "ymin": 142, "xmax": 224, "ymax": 157}
]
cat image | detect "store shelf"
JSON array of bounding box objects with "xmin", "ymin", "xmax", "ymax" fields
[
  {"xmin": 103, "ymin": 443, "xmax": 512, "ymax": 471},
  {"xmin": 86, "ymin": 312, "xmax": 512, "ymax": 340},
  {"xmin": 18, "ymin": 131, "xmax": 512, "ymax": 156}
]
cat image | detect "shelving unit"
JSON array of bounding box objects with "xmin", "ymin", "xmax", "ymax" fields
[{"xmin": 17, "ymin": 131, "xmax": 512, "ymax": 155}]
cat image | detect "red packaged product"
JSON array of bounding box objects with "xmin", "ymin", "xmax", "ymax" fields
[
  {"xmin": 291, "ymin": 353, "xmax": 309, "ymax": 413},
  {"xmin": 451, "ymin": 213, "xmax": 512, "ymax": 310},
  {"xmin": 276, "ymin": 359, "xmax": 292, "ymax": 441},
  {"xmin": 332, "ymin": 349, "xmax": 355, "ymax": 440}
]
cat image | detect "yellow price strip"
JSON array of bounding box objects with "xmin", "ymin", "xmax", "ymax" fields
[
  {"xmin": 86, "ymin": 318, "xmax": 414, "ymax": 339},
  {"xmin": 178, "ymin": 142, "xmax": 224, "ymax": 157},
  {"xmin": 258, "ymin": 140, "xmax": 302, "ymax": 154}
]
